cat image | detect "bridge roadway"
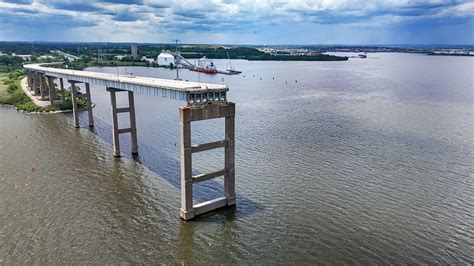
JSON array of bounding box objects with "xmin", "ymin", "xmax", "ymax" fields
[
  {"xmin": 23, "ymin": 62, "xmax": 236, "ymax": 220},
  {"xmin": 24, "ymin": 62, "xmax": 229, "ymax": 103}
]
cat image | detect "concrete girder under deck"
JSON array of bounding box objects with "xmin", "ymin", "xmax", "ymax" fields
[
  {"xmin": 107, "ymin": 87, "xmax": 138, "ymax": 157},
  {"xmin": 179, "ymin": 102, "xmax": 236, "ymax": 220}
]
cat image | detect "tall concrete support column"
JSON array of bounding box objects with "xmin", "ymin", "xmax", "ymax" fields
[
  {"xmin": 69, "ymin": 81, "xmax": 79, "ymax": 128},
  {"xmin": 39, "ymin": 75, "xmax": 45, "ymax": 99},
  {"xmin": 85, "ymin": 83, "xmax": 94, "ymax": 127},
  {"xmin": 128, "ymin": 91, "xmax": 138, "ymax": 154},
  {"xmin": 179, "ymin": 102, "xmax": 236, "ymax": 220},
  {"xmin": 108, "ymin": 88, "xmax": 121, "ymax": 157},
  {"xmin": 27, "ymin": 72, "xmax": 32, "ymax": 90},
  {"xmin": 29, "ymin": 73, "xmax": 34, "ymax": 93},
  {"xmin": 40, "ymin": 75, "xmax": 49, "ymax": 101},
  {"xmin": 180, "ymin": 115, "xmax": 194, "ymax": 219},
  {"xmin": 34, "ymin": 74, "xmax": 40, "ymax": 95},
  {"xmin": 59, "ymin": 78, "xmax": 65, "ymax": 102},
  {"xmin": 106, "ymin": 87, "xmax": 138, "ymax": 157},
  {"xmin": 47, "ymin": 76, "xmax": 56, "ymax": 105},
  {"xmin": 225, "ymin": 112, "xmax": 236, "ymax": 206}
]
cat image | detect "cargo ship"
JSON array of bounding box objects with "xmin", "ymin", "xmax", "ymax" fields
[{"xmin": 189, "ymin": 56, "xmax": 218, "ymax": 74}]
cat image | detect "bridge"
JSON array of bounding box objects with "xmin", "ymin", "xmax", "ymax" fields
[{"xmin": 23, "ymin": 63, "xmax": 236, "ymax": 220}]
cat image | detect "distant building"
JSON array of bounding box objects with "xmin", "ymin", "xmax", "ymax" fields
[
  {"xmin": 16, "ymin": 55, "xmax": 32, "ymax": 61},
  {"xmin": 131, "ymin": 44, "xmax": 138, "ymax": 59},
  {"xmin": 114, "ymin": 55, "xmax": 127, "ymax": 60},
  {"xmin": 157, "ymin": 52, "xmax": 175, "ymax": 66},
  {"xmin": 140, "ymin": 56, "xmax": 155, "ymax": 63}
]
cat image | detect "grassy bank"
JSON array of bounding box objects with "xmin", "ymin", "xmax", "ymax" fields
[{"xmin": 0, "ymin": 69, "xmax": 86, "ymax": 112}]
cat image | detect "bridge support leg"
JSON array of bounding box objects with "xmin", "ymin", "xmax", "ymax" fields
[
  {"xmin": 47, "ymin": 76, "xmax": 56, "ymax": 106},
  {"xmin": 128, "ymin": 91, "xmax": 138, "ymax": 154},
  {"xmin": 69, "ymin": 81, "xmax": 80, "ymax": 128},
  {"xmin": 225, "ymin": 113, "xmax": 236, "ymax": 206},
  {"xmin": 34, "ymin": 74, "xmax": 40, "ymax": 95},
  {"xmin": 179, "ymin": 102, "xmax": 236, "ymax": 220},
  {"xmin": 107, "ymin": 88, "xmax": 138, "ymax": 157},
  {"xmin": 59, "ymin": 78, "xmax": 65, "ymax": 102},
  {"xmin": 27, "ymin": 72, "xmax": 32, "ymax": 90},
  {"xmin": 39, "ymin": 75, "xmax": 45, "ymax": 100},
  {"xmin": 108, "ymin": 88, "xmax": 120, "ymax": 157},
  {"xmin": 85, "ymin": 83, "xmax": 94, "ymax": 128},
  {"xmin": 180, "ymin": 116, "xmax": 194, "ymax": 219}
]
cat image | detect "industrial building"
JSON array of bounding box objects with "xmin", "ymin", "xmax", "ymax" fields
[{"xmin": 157, "ymin": 52, "xmax": 175, "ymax": 67}]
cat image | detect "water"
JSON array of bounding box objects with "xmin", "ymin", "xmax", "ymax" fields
[{"xmin": 1, "ymin": 53, "xmax": 473, "ymax": 264}]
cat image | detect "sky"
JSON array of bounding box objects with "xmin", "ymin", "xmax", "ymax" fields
[{"xmin": 0, "ymin": 0, "xmax": 473, "ymax": 45}]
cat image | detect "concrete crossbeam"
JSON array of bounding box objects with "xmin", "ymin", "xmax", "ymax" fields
[
  {"xmin": 191, "ymin": 139, "xmax": 227, "ymax": 153},
  {"xmin": 192, "ymin": 169, "xmax": 227, "ymax": 184}
]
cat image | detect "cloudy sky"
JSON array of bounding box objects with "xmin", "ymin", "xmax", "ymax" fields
[{"xmin": 0, "ymin": 0, "xmax": 473, "ymax": 45}]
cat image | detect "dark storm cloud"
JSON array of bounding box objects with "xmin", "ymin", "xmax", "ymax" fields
[
  {"xmin": 96, "ymin": 0, "xmax": 144, "ymax": 5},
  {"xmin": 48, "ymin": 2, "xmax": 103, "ymax": 13},
  {"xmin": 0, "ymin": 11, "xmax": 96, "ymax": 28},
  {"xmin": 1, "ymin": 0, "xmax": 32, "ymax": 4},
  {"xmin": 113, "ymin": 11, "xmax": 144, "ymax": 22},
  {"xmin": 0, "ymin": 0, "xmax": 473, "ymax": 44}
]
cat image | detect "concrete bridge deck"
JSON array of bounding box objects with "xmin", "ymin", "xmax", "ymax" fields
[
  {"xmin": 23, "ymin": 62, "xmax": 236, "ymax": 220},
  {"xmin": 23, "ymin": 63, "xmax": 229, "ymax": 103}
]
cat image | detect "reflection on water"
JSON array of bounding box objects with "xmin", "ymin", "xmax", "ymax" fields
[{"xmin": 0, "ymin": 53, "xmax": 473, "ymax": 263}]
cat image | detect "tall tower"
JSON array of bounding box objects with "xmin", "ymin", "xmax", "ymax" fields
[{"xmin": 131, "ymin": 44, "xmax": 138, "ymax": 59}]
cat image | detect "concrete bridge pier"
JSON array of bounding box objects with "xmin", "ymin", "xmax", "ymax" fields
[
  {"xmin": 85, "ymin": 83, "xmax": 93, "ymax": 127},
  {"xmin": 69, "ymin": 81, "xmax": 80, "ymax": 128},
  {"xmin": 179, "ymin": 102, "xmax": 236, "ymax": 220},
  {"xmin": 39, "ymin": 75, "xmax": 48, "ymax": 100},
  {"xmin": 68, "ymin": 81, "xmax": 94, "ymax": 128},
  {"xmin": 27, "ymin": 72, "xmax": 32, "ymax": 91},
  {"xmin": 107, "ymin": 87, "xmax": 138, "ymax": 157},
  {"xmin": 47, "ymin": 76, "xmax": 56, "ymax": 105},
  {"xmin": 33, "ymin": 73, "xmax": 41, "ymax": 95},
  {"xmin": 59, "ymin": 78, "xmax": 65, "ymax": 102}
]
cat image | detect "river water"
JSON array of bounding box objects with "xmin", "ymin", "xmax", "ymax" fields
[{"xmin": 1, "ymin": 53, "xmax": 473, "ymax": 264}]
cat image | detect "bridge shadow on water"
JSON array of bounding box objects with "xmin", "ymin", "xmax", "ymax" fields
[{"xmin": 75, "ymin": 112, "xmax": 264, "ymax": 222}]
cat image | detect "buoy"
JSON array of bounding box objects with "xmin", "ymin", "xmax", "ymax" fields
[
  {"xmin": 285, "ymin": 81, "xmax": 287, "ymax": 84},
  {"xmin": 260, "ymin": 77, "xmax": 262, "ymax": 80},
  {"xmin": 295, "ymin": 80, "xmax": 297, "ymax": 83}
]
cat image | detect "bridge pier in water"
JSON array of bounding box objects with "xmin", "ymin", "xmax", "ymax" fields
[
  {"xmin": 107, "ymin": 87, "xmax": 138, "ymax": 157},
  {"xmin": 68, "ymin": 80, "xmax": 94, "ymax": 128},
  {"xmin": 179, "ymin": 102, "xmax": 236, "ymax": 220}
]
